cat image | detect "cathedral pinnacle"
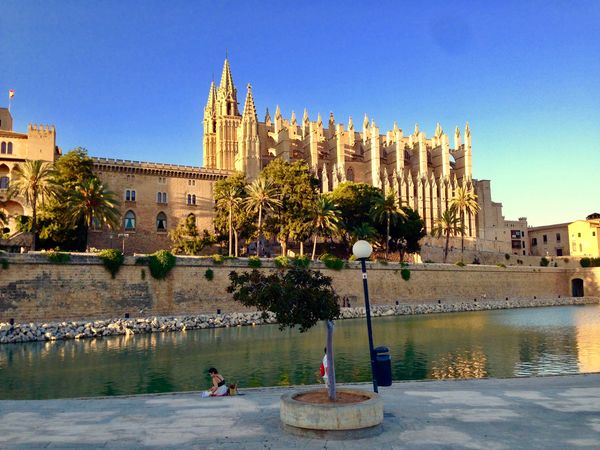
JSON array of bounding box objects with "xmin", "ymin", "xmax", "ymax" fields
[
  {"xmin": 363, "ymin": 114, "xmax": 369, "ymax": 128},
  {"xmin": 434, "ymin": 122, "xmax": 443, "ymax": 138},
  {"xmin": 242, "ymin": 84, "xmax": 257, "ymax": 119},
  {"xmin": 264, "ymin": 108, "xmax": 271, "ymax": 126},
  {"xmin": 348, "ymin": 116, "xmax": 354, "ymax": 130},
  {"xmin": 275, "ymin": 104, "xmax": 282, "ymax": 119},
  {"xmin": 219, "ymin": 58, "xmax": 235, "ymax": 94},
  {"xmin": 290, "ymin": 110, "xmax": 297, "ymax": 126},
  {"xmin": 205, "ymin": 80, "xmax": 217, "ymax": 112},
  {"xmin": 414, "ymin": 123, "xmax": 420, "ymax": 136},
  {"xmin": 317, "ymin": 112, "xmax": 323, "ymax": 126},
  {"xmin": 465, "ymin": 122, "xmax": 471, "ymax": 138}
]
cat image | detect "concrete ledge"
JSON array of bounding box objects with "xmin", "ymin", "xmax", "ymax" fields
[{"xmin": 280, "ymin": 389, "xmax": 383, "ymax": 436}]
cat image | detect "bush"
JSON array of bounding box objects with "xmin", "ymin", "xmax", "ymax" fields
[
  {"xmin": 212, "ymin": 254, "xmax": 224, "ymax": 265},
  {"xmin": 274, "ymin": 256, "xmax": 289, "ymax": 268},
  {"xmin": 400, "ymin": 265, "xmax": 411, "ymax": 281},
  {"xmin": 248, "ymin": 256, "xmax": 262, "ymax": 268},
  {"xmin": 98, "ymin": 249, "xmax": 124, "ymax": 279},
  {"xmin": 540, "ymin": 257, "xmax": 550, "ymax": 267},
  {"xmin": 497, "ymin": 263, "xmax": 507, "ymax": 268},
  {"xmin": 505, "ymin": 253, "xmax": 510, "ymax": 260},
  {"xmin": 348, "ymin": 254, "xmax": 357, "ymax": 262},
  {"xmin": 320, "ymin": 254, "xmax": 344, "ymax": 271},
  {"xmin": 148, "ymin": 250, "xmax": 176, "ymax": 280},
  {"xmin": 291, "ymin": 256, "xmax": 310, "ymax": 268},
  {"xmin": 581, "ymin": 257, "xmax": 600, "ymax": 268},
  {"xmin": 204, "ymin": 268, "xmax": 214, "ymax": 281},
  {"xmin": 0, "ymin": 259, "xmax": 8, "ymax": 270},
  {"xmin": 455, "ymin": 261, "xmax": 466, "ymax": 267},
  {"xmin": 46, "ymin": 251, "xmax": 70, "ymax": 264}
]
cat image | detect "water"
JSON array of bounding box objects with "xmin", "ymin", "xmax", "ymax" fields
[{"xmin": 2, "ymin": 305, "xmax": 600, "ymax": 400}]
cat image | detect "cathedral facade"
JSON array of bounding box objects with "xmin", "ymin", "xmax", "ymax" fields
[{"xmin": 203, "ymin": 59, "xmax": 476, "ymax": 236}]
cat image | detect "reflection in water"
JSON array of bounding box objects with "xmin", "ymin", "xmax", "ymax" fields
[{"xmin": 1, "ymin": 305, "xmax": 600, "ymax": 399}]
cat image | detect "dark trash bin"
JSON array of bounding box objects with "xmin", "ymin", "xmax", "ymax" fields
[{"xmin": 374, "ymin": 346, "xmax": 392, "ymax": 387}]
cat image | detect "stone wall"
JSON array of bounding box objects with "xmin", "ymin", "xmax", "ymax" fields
[{"xmin": 0, "ymin": 254, "xmax": 598, "ymax": 323}]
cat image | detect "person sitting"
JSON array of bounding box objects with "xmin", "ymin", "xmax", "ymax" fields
[{"xmin": 202, "ymin": 367, "xmax": 229, "ymax": 397}]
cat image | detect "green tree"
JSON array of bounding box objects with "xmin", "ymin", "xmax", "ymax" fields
[
  {"xmin": 260, "ymin": 159, "xmax": 320, "ymax": 256},
  {"xmin": 244, "ymin": 176, "xmax": 282, "ymax": 256},
  {"xmin": 215, "ymin": 174, "xmax": 246, "ymax": 256},
  {"xmin": 371, "ymin": 191, "xmax": 406, "ymax": 260},
  {"xmin": 309, "ymin": 196, "xmax": 341, "ymax": 260},
  {"xmin": 431, "ymin": 208, "xmax": 463, "ymax": 263},
  {"xmin": 327, "ymin": 182, "xmax": 383, "ymax": 250},
  {"xmin": 170, "ymin": 214, "xmax": 215, "ymax": 255},
  {"xmin": 389, "ymin": 207, "xmax": 426, "ymax": 261},
  {"xmin": 448, "ymin": 186, "xmax": 481, "ymax": 260},
  {"xmin": 8, "ymin": 160, "xmax": 56, "ymax": 250},
  {"xmin": 63, "ymin": 177, "xmax": 120, "ymax": 248}
]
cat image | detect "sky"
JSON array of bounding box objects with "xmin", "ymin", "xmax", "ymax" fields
[{"xmin": 1, "ymin": 0, "xmax": 599, "ymax": 226}]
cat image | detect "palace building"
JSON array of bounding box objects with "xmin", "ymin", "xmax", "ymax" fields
[{"xmin": 1, "ymin": 58, "xmax": 529, "ymax": 255}]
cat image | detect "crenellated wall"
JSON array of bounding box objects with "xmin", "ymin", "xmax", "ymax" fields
[{"xmin": 0, "ymin": 254, "xmax": 598, "ymax": 323}]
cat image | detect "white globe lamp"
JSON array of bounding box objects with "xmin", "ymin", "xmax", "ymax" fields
[{"xmin": 352, "ymin": 240, "xmax": 373, "ymax": 260}]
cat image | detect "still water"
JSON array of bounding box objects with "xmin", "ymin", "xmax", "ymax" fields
[{"xmin": 2, "ymin": 305, "xmax": 600, "ymax": 400}]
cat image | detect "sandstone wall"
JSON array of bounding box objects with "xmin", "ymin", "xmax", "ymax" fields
[{"xmin": 0, "ymin": 254, "xmax": 597, "ymax": 323}]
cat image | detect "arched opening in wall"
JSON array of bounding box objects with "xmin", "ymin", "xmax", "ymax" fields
[
  {"xmin": 7, "ymin": 143, "xmax": 12, "ymax": 154},
  {"xmin": 156, "ymin": 212, "xmax": 167, "ymax": 232},
  {"xmin": 0, "ymin": 164, "xmax": 9, "ymax": 189},
  {"xmin": 123, "ymin": 210, "xmax": 136, "ymax": 231},
  {"xmin": 572, "ymin": 278, "xmax": 584, "ymax": 297},
  {"xmin": 0, "ymin": 142, "xmax": 5, "ymax": 154},
  {"xmin": 347, "ymin": 167, "xmax": 354, "ymax": 182}
]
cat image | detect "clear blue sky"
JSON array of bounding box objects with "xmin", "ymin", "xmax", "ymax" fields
[{"xmin": 1, "ymin": 1, "xmax": 599, "ymax": 226}]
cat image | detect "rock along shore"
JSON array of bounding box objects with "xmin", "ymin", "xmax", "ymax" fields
[{"xmin": 0, "ymin": 296, "xmax": 598, "ymax": 345}]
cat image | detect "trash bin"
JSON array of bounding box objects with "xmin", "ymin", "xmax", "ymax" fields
[{"xmin": 374, "ymin": 346, "xmax": 392, "ymax": 387}]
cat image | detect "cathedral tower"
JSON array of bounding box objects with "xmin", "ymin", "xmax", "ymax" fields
[{"xmin": 213, "ymin": 58, "xmax": 241, "ymax": 170}]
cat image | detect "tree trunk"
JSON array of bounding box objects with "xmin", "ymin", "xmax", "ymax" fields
[
  {"xmin": 444, "ymin": 229, "xmax": 450, "ymax": 263},
  {"xmin": 312, "ymin": 234, "xmax": 318, "ymax": 260},
  {"xmin": 257, "ymin": 206, "xmax": 262, "ymax": 257},
  {"xmin": 299, "ymin": 241, "xmax": 304, "ymax": 257},
  {"xmin": 228, "ymin": 205, "xmax": 233, "ymax": 256},
  {"xmin": 31, "ymin": 194, "xmax": 37, "ymax": 251},
  {"xmin": 460, "ymin": 210, "xmax": 465, "ymax": 261},
  {"xmin": 234, "ymin": 230, "xmax": 239, "ymax": 257},
  {"xmin": 326, "ymin": 320, "xmax": 336, "ymax": 401},
  {"xmin": 385, "ymin": 212, "xmax": 390, "ymax": 260}
]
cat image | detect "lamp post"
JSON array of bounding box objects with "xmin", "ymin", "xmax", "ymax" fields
[
  {"xmin": 118, "ymin": 233, "xmax": 129, "ymax": 254},
  {"xmin": 352, "ymin": 240, "xmax": 378, "ymax": 393}
]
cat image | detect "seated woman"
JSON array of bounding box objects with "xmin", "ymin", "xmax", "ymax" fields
[{"xmin": 202, "ymin": 367, "xmax": 228, "ymax": 397}]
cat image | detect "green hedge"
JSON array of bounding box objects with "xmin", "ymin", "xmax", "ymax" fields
[
  {"xmin": 148, "ymin": 250, "xmax": 176, "ymax": 280},
  {"xmin": 98, "ymin": 249, "xmax": 124, "ymax": 279},
  {"xmin": 46, "ymin": 251, "xmax": 70, "ymax": 264},
  {"xmin": 248, "ymin": 256, "xmax": 262, "ymax": 268},
  {"xmin": 580, "ymin": 257, "xmax": 600, "ymax": 267}
]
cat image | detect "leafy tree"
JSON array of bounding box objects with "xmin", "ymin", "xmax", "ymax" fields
[
  {"xmin": 260, "ymin": 159, "xmax": 320, "ymax": 256},
  {"xmin": 309, "ymin": 196, "xmax": 341, "ymax": 260},
  {"xmin": 8, "ymin": 160, "xmax": 56, "ymax": 250},
  {"xmin": 327, "ymin": 182, "xmax": 383, "ymax": 250},
  {"xmin": 63, "ymin": 177, "xmax": 120, "ymax": 248},
  {"xmin": 431, "ymin": 208, "xmax": 463, "ymax": 263},
  {"xmin": 215, "ymin": 173, "xmax": 246, "ymax": 256},
  {"xmin": 448, "ymin": 186, "xmax": 480, "ymax": 260},
  {"xmin": 389, "ymin": 207, "xmax": 426, "ymax": 261},
  {"xmin": 227, "ymin": 266, "xmax": 341, "ymax": 400},
  {"xmin": 371, "ymin": 191, "xmax": 406, "ymax": 260},
  {"xmin": 170, "ymin": 214, "xmax": 215, "ymax": 255},
  {"xmin": 244, "ymin": 177, "xmax": 281, "ymax": 257}
]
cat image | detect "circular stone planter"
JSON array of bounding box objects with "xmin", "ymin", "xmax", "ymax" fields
[{"xmin": 280, "ymin": 389, "xmax": 384, "ymax": 439}]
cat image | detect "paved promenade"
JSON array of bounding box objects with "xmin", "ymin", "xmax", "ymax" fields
[{"xmin": 1, "ymin": 374, "xmax": 600, "ymax": 449}]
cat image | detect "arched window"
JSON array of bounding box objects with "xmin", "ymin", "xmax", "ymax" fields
[
  {"xmin": 156, "ymin": 212, "xmax": 167, "ymax": 231},
  {"xmin": 0, "ymin": 177, "xmax": 9, "ymax": 189},
  {"xmin": 124, "ymin": 210, "xmax": 136, "ymax": 230},
  {"xmin": 7, "ymin": 143, "xmax": 12, "ymax": 154},
  {"xmin": 0, "ymin": 142, "xmax": 5, "ymax": 154},
  {"xmin": 192, "ymin": 194, "xmax": 196, "ymax": 205},
  {"xmin": 162, "ymin": 192, "xmax": 168, "ymax": 203},
  {"xmin": 157, "ymin": 192, "xmax": 162, "ymax": 203},
  {"xmin": 347, "ymin": 167, "xmax": 354, "ymax": 182},
  {"xmin": 187, "ymin": 194, "xmax": 192, "ymax": 205}
]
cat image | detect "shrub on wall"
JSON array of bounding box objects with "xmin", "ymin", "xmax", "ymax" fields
[
  {"xmin": 211, "ymin": 254, "xmax": 224, "ymax": 265},
  {"xmin": 274, "ymin": 256, "xmax": 289, "ymax": 268},
  {"xmin": 455, "ymin": 261, "xmax": 465, "ymax": 267},
  {"xmin": 204, "ymin": 268, "xmax": 214, "ymax": 281},
  {"xmin": 292, "ymin": 256, "xmax": 310, "ymax": 268},
  {"xmin": 540, "ymin": 257, "xmax": 550, "ymax": 267},
  {"xmin": 248, "ymin": 256, "xmax": 262, "ymax": 268},
  {"xmin": 46, "ymin": 251, "xmax": 71, "ymax": 264},
  {"xmin": 148, "ymin": 250, "xmax": 176, "ymax": 280},
  {"xmin": 319, "ymin": 253, "xmax": 344, "ymax": 271},
  {"xmin": 400, "ymin": 263, "xmax": 411, "ymax": 281},
  {"xmin": 0, "ymin": 258, "xmax": 8, "ymax": 270},
  {"xmin": 98, "ymin": 249, "xmax": 125, "ymax": 279},
  {"xmin": 580, "ymin": 257, "xmax": 600, "ymax": 268},
  {"xmin": 497, "ymin": 263, "xmax": 507, "ymax": 268}
]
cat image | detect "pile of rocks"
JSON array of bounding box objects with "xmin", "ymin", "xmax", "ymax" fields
[{"xmin": 1, "ymin": 296, "xmax": 597, "ymax": 344}]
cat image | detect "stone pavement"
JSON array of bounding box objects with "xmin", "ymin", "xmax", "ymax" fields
[{"xmin": 1, "ymin": 374, "xmax": 600, "ymax": 449}]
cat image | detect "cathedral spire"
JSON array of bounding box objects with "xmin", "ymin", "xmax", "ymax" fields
[
  {"xmin": 242, "ymin": 84, "xmax": 257, "ymax": 120},
  {"xmin": 275, "ymin": 104, "xmax": 282, "ymax": 119},
  {"xmin": 205, "ymin": 80, "xmax": 217, "ymax": 113},
  {"xmin": 219, "ymin": 58, "xmax": 235, "ymax": 94},
  {"xmin": 291, "ymin": 110, "xmax": 297, "ymax": 126},
  {"xmin": 434, "ymin": 122, "xmax": 443, "ymax": 139}
]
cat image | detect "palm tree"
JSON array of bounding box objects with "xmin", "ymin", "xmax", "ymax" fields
[
  {"xmin": 431, "ymin": 208, "xmax": 463, "ymax": 263},
  {"xmin": 63, "ymin": 177, "xmax": 120, "ymax": 248},
  {"xmin": 371, "ymin": 191, "xmax": 407, "ymax": 260},
  {"xmin": 310, "ymin": 197, "xmax": 341, "ymax": 260},
  {"xmin": 8, "ymin": 160, "xmax": 56, "ymax": 250},
  {"xmin": 449, "ymin": 186, "xmax": 481, "ymax": 260},
  {"xmin": 216, "ymin": 184, "xmax": 243, "ymax": 256},
  {"xmin": 350, "ymin": 222, "xmax": 378, "ymax": 243},
  {"xmin": 244, "ymin": 178, "xmax": 281, "ymax": 257}
]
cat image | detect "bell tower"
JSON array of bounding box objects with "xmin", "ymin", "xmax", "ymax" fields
[{"xmin": 214, "ymin": 58, "xmax": 241, "ymax": 170}]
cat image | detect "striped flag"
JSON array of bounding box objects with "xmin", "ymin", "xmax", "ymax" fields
[{"xmin": 8, "ymin": 90, "xmax": 14, "ymax": 99}]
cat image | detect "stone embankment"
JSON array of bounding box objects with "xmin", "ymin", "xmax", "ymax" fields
[{"xmin": 0, "ymin": 297, "xmax": 598, "ymax": 344}]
